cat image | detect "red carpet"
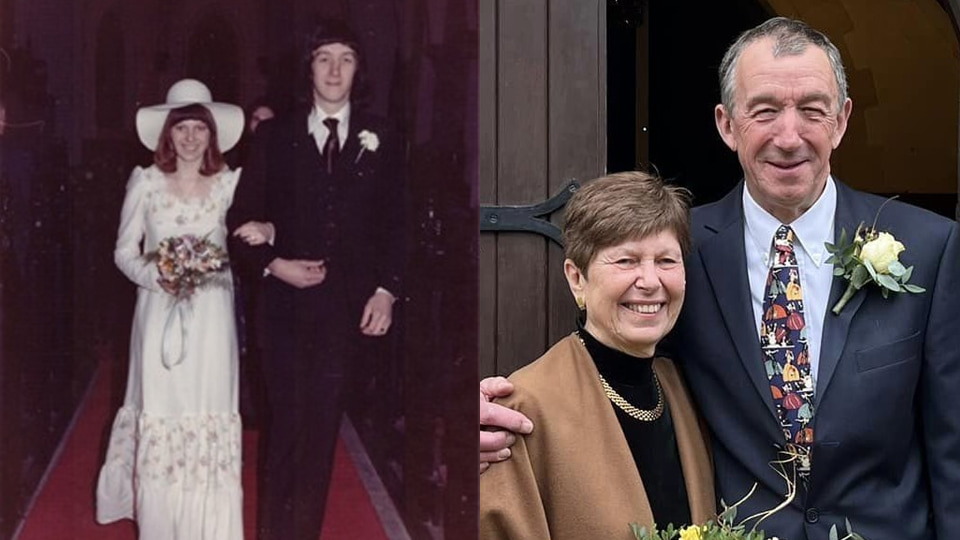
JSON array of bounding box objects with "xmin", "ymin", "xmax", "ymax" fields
[{"xmin": 16, "ymin": 362, "xmax": 390, "ymax": 540}]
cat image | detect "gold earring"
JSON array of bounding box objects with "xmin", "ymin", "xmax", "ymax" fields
[{"xmin": 575, "ymin": 296, "xmax": 585, "ymax": 310}]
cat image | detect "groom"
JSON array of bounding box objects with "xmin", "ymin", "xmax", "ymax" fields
[
  {"xmin": 480, "ymin": 17, "xmax": 960, "ymax": 540},
  {"xmin": 228, "ymin": 19, "xmax": 402, "ymax": 540}
]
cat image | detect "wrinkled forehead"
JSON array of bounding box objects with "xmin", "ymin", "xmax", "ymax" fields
[{"xmin": 738, "ymin": 40, "xmax": 837, "ymax": 92}]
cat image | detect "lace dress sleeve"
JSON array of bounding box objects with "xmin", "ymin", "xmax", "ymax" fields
[{"xmin": 114, "ymin": 166, "xmax": 162, "ymax": 292}]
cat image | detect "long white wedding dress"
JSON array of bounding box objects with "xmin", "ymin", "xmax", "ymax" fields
[{"xmin": 96, "ymin": 164, "xmax": 243, "ymax": 539}]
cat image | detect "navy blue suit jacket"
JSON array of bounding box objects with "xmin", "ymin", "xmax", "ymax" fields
[{"xmin": 670, "ymin": 181, "xmax": 960, "ymax": 539}]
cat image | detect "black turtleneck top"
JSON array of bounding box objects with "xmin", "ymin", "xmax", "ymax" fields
[{"xmin": 578, "ymin": 323, "xmax": 692, "ymax": 529}]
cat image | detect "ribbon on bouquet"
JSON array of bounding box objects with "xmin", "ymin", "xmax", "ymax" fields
[{"xmin": 161, "ymin": 298, "xmax": 193, "ymax": 369}]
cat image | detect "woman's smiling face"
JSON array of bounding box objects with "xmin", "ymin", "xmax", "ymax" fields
[
  {"xmin": 565, "ymin": 230, "xmax": 686, "ymax": 357},
  {"xmin": 170, "ymin": 119, "xmax": 211, "ymax": 163}
]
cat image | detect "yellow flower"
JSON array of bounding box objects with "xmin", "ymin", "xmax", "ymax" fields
[
  {"xmin": 859, "ymin": 231, "xmax": 905, "ymax": 274},
  {"xmin": 678, "ymin": 525, "xmax": 703, "ymax": 540}
]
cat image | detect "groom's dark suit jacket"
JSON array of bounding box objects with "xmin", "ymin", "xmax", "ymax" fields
[
  {"xmin": 228, "ymin": 106, "xmax": 402, "ymax": 374},
  {"xmin": 227, "ymin": 106, "xmax": 402, "ymax": 538},
  {"xmin": 669, "ymin": 181, "xmax": 960, "ymax": 540}
]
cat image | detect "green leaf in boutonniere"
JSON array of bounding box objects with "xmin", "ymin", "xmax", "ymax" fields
[{"xmin": 824, "ymin": 196, "xmax": 926, "ymax": 315}]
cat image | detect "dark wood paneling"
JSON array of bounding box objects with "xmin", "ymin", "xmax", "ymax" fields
[
  {"xmin": 478, "ymin": 0, "xmax": 498, "ymax": 379},
  {"xmin": 493, "ymin": 0, "xmax": 550, "ymax": 376},
  {"xmin": 479, "ymin": 0, "xmax": 605, "ymax": 378},
  {"xmin": 392, "ymin": 1, "xmax": 480, "ymax": 537},
  {"xmin": 547, "ymin": 0, "xmax": 606, "ymax": 345}
]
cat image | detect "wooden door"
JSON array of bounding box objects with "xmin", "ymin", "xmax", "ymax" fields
[{"xmin": 478, "ymin": 0, "xmax": 606, "ymax": 376}]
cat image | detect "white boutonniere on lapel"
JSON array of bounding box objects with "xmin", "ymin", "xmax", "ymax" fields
[
  {"xmin": 825, "ymin": 197, "xmax": 925, "ymax": 315},
  {"xmin": 355, "ymin": 130, "xmax": 380, "ymax": 163}
]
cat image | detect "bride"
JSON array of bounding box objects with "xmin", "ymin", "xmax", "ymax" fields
[{"xmin": 95, "ymin": 78, "xmax": 266, "ymax": 539}]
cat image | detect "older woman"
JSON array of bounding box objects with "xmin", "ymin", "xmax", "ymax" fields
[{"xmin": 479, "ymin": 171, "xmax": 715, "ymax": 540}]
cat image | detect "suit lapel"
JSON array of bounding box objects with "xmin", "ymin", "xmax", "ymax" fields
[
  {"xmin": 336, "ymin": 113, "xmax": 366, "ymax": 176},
  {"xmin": 287, "ymin": 111, "xmax": 326, "ymax": 218},
  {"xmin": 293, "ymin": 108, "xmax": 324, "ymax": 172},
  {"xmin": 697, "ymin": 185, "xmax": 779, "ymax": 421},
  {"xmin": 815, "ymin": 182, "xmax": 869, "ymax": 399}
]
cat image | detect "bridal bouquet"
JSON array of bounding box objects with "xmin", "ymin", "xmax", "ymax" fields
[
  {"xmin": 145, "ymin": 233, "xmax": 229, "ymax": 369},
  {"xmin": 630, "ymin": 451, "xmax": 866, "ymax": 540},
  {"xmin": 631, "ymin": 498, "xmax": 864, "ymax": 540},
  {"xmin": 147, "ymin": 233, "xmax": 229, "ymax": 299}
]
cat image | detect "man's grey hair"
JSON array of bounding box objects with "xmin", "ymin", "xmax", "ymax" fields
[{"xmin": 718, "ymin": 17, "xmax": 848, "ymax": 115}]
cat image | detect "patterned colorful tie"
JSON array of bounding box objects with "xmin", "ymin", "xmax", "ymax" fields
[
  {"xmin": 760, "ymin": 225, "xmax": 814, "ymax": 478},
  {"xmin": 322, "ymin": 117, "xmax": 340, "ymax": 174}
]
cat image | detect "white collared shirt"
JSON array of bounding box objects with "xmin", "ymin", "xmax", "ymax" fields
[
  {"xmin": 307, "ymin": 103, "xmax": 351, "ymax": 154},
  {"xmin": 743, "ymin": 177, "xmax": 837, "ymax": 391}
]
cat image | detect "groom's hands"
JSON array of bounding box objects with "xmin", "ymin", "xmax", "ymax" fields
[
  {"xmin": 267, "ymin": 258, "xmax": 327, "ymax": 289},
  {"xmin": 360, "ymin": 291, "xmax": 394, "ymax": 336},
  {"xmin": 479, "ymin": 376, "xmax": 533, "ymax": 474}
]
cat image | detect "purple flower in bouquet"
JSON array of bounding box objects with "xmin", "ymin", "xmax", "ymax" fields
[
  {"xmin": 147, "ymin": 233, "xmax": 229, "ymax": 300},
  {"xmin": 145, "ymin": 233, "xmax": 229, "ymax": 369}
]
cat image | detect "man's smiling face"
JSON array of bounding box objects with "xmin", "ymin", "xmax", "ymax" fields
[{"xmin": 715, "ymin": 38, "xmax": 852, "ymax": 223}]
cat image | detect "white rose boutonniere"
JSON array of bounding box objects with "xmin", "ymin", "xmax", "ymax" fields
[
  {"xmin": 825, "ymin": 197, "xmax": 925, "ymax": 315},
  {"xmin": 355, "ymin": 129, "xmax": 379, "ymax": 163},
  {"xmin": 859, "ymin": 232, "xmax": 904, "ymax": 273}
]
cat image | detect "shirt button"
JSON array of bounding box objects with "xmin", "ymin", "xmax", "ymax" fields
[{"xmin": 805, "ymin": 508, "xmax": 819, "ymax": 523}]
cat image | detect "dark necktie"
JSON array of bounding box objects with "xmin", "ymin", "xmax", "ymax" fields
[
  {"xmin": 760, "ymin": 225, "xmax": 815, "ymax": 479},
  {"xmin": 322, "ymin": 117, "xmax": 339, "ymax": 174}
]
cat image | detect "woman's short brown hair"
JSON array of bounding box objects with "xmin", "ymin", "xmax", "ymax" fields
[
  {"xmin": 154, "ymin": 104, "xmax": 226, "ymax": 175},
  {"xmin": 563, "ymin": 171, "xmax": 692, "ymax": 275}
]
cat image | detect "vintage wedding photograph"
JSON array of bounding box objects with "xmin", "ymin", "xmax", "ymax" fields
[{"xmin": 0, "ymin": 1, "xmax": 477, "ymax": 539}]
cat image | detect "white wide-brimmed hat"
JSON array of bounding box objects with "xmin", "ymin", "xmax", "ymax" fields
[{"xmin": 136, "ymin": 78, "xmax": 244, "ymax": 152}]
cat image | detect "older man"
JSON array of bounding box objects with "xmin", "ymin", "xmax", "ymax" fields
[{"xmin": 481, "ymin": 17, "xmax": 960, "ymax": 540}]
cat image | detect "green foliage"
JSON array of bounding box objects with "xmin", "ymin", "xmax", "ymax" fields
[
  {"xmin": 826, "ymin": 222, "xmax": 925, "ymax": 315},
  {"xmin": 629, "ymin": 490, "xmax": 867, "ymax": 540},
  {"xmin": 631, "ymin": 520, "xmax": 766, "ymax": 540}
]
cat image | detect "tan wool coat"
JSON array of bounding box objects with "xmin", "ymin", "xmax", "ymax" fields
[{"xmin": 480, "ymin": 334, "xmax": 716, "ymax": 540}]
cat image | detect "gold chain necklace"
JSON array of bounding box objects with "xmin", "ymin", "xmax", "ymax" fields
[
  {"xmin": 577, "ymin": 333, "xmax": 665, "ymax": 422},
  {"xmin": 598, "ymin": 373, "xmax": 664, "ymax": 422}
]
